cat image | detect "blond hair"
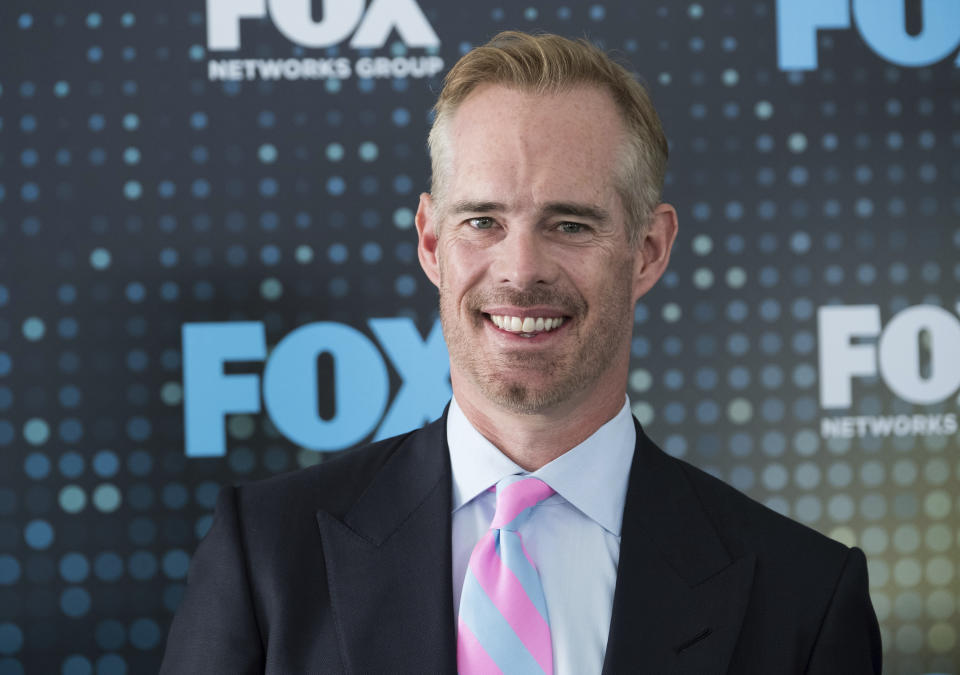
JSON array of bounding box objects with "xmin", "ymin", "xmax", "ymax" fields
[{"xmin": 427, "ymin": 31, "xmax": 668, "ymax": 243}]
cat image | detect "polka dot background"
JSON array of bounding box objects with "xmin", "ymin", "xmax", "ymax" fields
[{"xmin": 1, "ymin": 2, "xmax": 958, "ymax": 672}]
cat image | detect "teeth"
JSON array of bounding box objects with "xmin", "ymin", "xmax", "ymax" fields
[{"xmin": 489, "ymin": 315, "xmax": 565, "ymax": 334}]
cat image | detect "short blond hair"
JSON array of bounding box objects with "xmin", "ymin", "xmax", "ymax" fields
[{"xmin": 427, "ymin": 31, "xmax": 668, "ymax": 243}]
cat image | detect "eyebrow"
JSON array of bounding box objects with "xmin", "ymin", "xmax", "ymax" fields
[
  {"xmin": 450, "ymin": 200, "xmax": 503, "ymax": 215},
  {"xmin": 542, "ymin": 202, "xmax": 611, "ymax": 222},
  {"xmin": 449, "ymin": 200, "xmax": 611, "ymax": 222}
]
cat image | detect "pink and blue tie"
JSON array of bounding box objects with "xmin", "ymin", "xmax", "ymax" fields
[{"xmin": 457, "ymin": 475, "xmax": 555, "ymax": 674}]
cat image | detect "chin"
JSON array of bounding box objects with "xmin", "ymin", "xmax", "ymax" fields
[{"xmin": 481, "ymin": 379, "xmax": 576, "ymax": 415}]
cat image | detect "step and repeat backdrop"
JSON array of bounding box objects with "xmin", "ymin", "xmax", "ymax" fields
[{"xmin": 1, "ymin": 0, "xmax": 959, "ymax": 673}]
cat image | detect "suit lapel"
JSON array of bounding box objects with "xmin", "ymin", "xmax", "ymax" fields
[
  {"xmin": 315, "ymin": 416, "xmax": 457, "ymax": 673},
  {"xmin": 315, "ymin": 414, "xmax": 754, "ymax": 673},
  {"xmin": 602, "ymin": 423, "xmax": 755, "ymax": 675}
]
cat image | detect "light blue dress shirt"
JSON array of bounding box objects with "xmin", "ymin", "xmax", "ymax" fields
[{"xmin": 448, "ymin": 395, "xmax": 636, "ymax": 675}]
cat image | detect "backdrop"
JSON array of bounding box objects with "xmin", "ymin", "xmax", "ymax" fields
[{"xmin": 1, "ymin": 1, "xmax": 959, "ymax": 673}]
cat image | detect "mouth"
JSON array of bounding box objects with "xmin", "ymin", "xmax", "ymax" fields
[{"xmin": 483, "ymin": 312, "xmax": 568, "ymax": 339}]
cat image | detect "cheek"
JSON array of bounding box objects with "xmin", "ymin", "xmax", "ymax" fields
[
  {"xmin": 440, "ymin": 239, "xmax": 489, "ymax": 287},
  {"xmin": 572, "ymin": 252, "xmax": 634, "ymax": 300},
  {"xmin": 556, "ymin": 246, "xmax": 611, "ymax": 277}
]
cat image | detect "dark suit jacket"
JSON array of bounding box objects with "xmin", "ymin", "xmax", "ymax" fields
[{"xmin": 160, "ymin": 414, "xmax": 881, "ymax": 674}]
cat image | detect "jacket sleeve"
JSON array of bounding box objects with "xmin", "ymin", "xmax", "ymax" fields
[
  {"xmin": 804, "ymin": 546, "xmax": 882, "ymax": 675},
  {"xmin": 159, "ymin": 486, "xmax": 265, "ymax": 675}
]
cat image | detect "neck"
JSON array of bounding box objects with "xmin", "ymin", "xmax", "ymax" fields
[{"xmin": 452, "ymin": 376, "xmax": 627, "ymax": 471}]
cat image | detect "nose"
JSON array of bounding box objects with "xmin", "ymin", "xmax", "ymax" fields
[{"xmin": 491, "ymin": 228, "xmax": 558, "ymax": 289}]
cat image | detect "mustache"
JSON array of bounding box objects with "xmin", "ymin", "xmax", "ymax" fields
[{"xmin": 465, "ymin": 286, "xmax": 586, "ymax": 315}]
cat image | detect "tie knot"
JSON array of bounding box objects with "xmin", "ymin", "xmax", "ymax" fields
[{"xmin": 490, "ymin": 475, "xmax": 555, "ymax": 531}]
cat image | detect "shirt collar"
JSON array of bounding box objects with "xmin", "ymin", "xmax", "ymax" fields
[{"xmin": 447, "ymin": 395, "xmax": 636, "ymax": 537}]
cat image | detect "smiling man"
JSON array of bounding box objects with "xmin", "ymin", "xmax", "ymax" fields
[
  {"xmin": 161, "ymin": 32, "xmax": 881, "ymax": 674},
  {"xmin": 418, "ymin": 80, "xmax": 674, "ymax": 464}
]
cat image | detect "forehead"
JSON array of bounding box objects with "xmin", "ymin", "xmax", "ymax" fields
[{"xmin": 445, "ymin": 83, "xmax": 626, "ymax": 209}]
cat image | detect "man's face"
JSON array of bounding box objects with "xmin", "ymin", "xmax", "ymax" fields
[{"xmin": 418, "ymin": 84, "xmax": 652, "ymax": 415}]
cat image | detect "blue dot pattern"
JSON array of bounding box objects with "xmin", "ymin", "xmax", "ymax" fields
[{"xmin": 1, "ymin": 2, "xmax": 959, "ymax": 673}]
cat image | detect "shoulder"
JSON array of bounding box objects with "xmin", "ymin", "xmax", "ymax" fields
[
  {"xmin": 660, "ymin": 447, "xmax": 860, "ymax": 609},
  {"xmin": 662, "ymin": 451, "xmax": 881, "ymax": 671},
  {"xmin": 230, "ymin": 422, "xmax": 432, "ymax": 522},
  {"xmin": 673, "ymin": 452, "xmax": 845, "ymax": 561},
  {"xmin": 632, "ymin": 422, "xmax": 848, "ymax": 570}
]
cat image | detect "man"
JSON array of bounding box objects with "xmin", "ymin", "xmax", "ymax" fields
[{"xmin": 161, "ymin": 32, "xmax": 881, "ymax": 674}]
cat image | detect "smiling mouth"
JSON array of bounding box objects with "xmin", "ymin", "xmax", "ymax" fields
[{"xmin": 486, "ymin": 313, "xmax": 566, "ymax": 338}]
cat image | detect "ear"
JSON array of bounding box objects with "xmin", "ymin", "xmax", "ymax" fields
[
  {"xmin": 631, "ymin": 203, "xmax": 678, "ymax": 301},
  {"xmin": 416, "ymin": 192, "xmax": 442, "ymax": 289}
]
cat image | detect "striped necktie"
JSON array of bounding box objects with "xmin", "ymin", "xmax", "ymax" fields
[{"xmin": 457, "ymin": 475, "xmax": 555, "ymax": 674}]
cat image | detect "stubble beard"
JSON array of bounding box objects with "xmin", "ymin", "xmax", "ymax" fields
[{"xmin": 439, "ymin": 271, "xmax": 634, "ymax": 415}]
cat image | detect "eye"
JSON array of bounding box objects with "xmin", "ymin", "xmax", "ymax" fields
[
  {"xmin": 556, "ymin": 221, "xmax": 588, "ymax": 234},
  {"xmin": 467, "ymin": 216, "xmax": 495, "ymax": 230}
]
